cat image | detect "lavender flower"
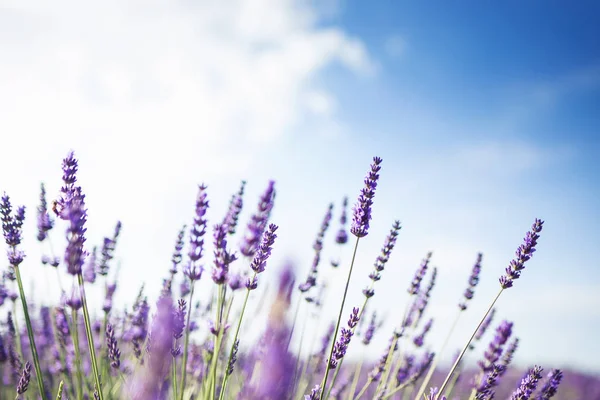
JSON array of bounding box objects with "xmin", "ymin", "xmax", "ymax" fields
[
  {"xmin": 16, "ymin": 361, "xmax": 31, "ymax": 394},
  {"xmin": 246, "ymin": 223, "xmax": 278, "ymax": 289},
  {"xmin": 478, "ymin": 320, "xmax": 513, "ymax": 373},
  {"xmin": 413, "ymin": 318, "xmax": 433, "ymax": 348},
  {"xmin": 500, "ymin": 219, "xmax": 544, "ymax": 289},
  {"xmin": 102, "ymin": 282, "xmax": 117, "ymax": 313},
  {"xmin": 185, "ymin": 184, "xmax": 209, "ymax": 281},
  {"xmin": 240, "ymin": 180, "xmax": 276, "ymax": 258},
  {"xmin": 298, "ymin": 204, "xmax": 333, "ymax": 292},
  {"xmin": 510, "ymin": 365, "xmax": 544, "ymax": 400},
  {"xmin": 305, "ymin": 385, "xmax": 321, "ymax": 400},
  {"xmin": 173, "ymin": 299, "xmax": 186, "ymax": 340},
  {"xmin": 211, "ymin": 223, "xmax": 237, "ymax": 284},
  {"xmin": 500, "ymin": 337, "xmax": 519, "ymax": 373},
  {"xmin": 226, "ymin": 339, "xmax": 239, "ymax": 376},
  {"xmin": 329, "ymin": 307, "xmax": 360, "ymax": 369},
  {"xmin": 335, "ymin": 196, "xmax": 349, "ymax": 244},
  {"xmin": 106, "ymin": 323, "xmax": 121, "ymax": 369},
  {"xmin": 350, "ymin": 156, "xmax": 383, "ymax": 238},
  {"xmin": 97, "ymin": 221, "xmax": 122, "ymax": 276},
  {"xmin": 471, "ymin": 308, "xmax": 496, "ymax": 350},
  {"xmin": 416, "ymin": 266, "xmax": 437, "ymax": 324},
  {"xmin": 408, "ymin": 252, "xmax": 432, "ymax": 295},
  {"xmin": 36, "ymin": 183, "xmax": 54, "ymax": 242},
  {"xmin": 475, "ymin": 363, "xmax": 505, "ymax": 399},
  {"xmin": 169, "ymin": 225, "xmax": 186, "ymax": 275},
  {"xmin": 364, "ymin": 220, "xmax": 401, "ymax": 297},
  {"xmin": 1, "ymin": 194, "xmax": 26, "ymax": 266},
  {"xmin": 362, "ymin": 312, "xmax": 378, "ymax": 346},
  {"xmin": 222, "ymin": 180, "xmax": 246, "ymax": 235},
  {"xmin": 396, "ymin": 355, "xmax": 415, "ymax": 385},
  {"xmin": 83, "ymin": 246, "xmax": 97, "ymax": 284},
  {"xmin": 459, "ymin": 252, "xmax": 483, "ymax": 310},
  {"xmin": 536, "ymin": 369, "xmax": 563, "ymax": 400}
]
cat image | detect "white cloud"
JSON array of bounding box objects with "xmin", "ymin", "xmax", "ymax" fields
[
  {"xmin": 384, "ymin": 34, "xmax": 408, "ymax": 58},
  {"xmin": 0, "ymin": 0, "xmax": 373, "ymax": 304}
]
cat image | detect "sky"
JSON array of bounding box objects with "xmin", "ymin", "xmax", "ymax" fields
[{"xmin": 1, "ymin": 0, "xmax": 599, "ymax": 376}]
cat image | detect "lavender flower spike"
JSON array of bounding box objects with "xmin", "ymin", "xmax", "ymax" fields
[
  {"xmin": 211, "ymin": 223, "xmax": 237, "ymax": 284},
  {"xmin": 408, "ymin": 252, "xmax": 432, "ymax": 295},
  {"xmin": 350, "ymin": 156, "xmax": 382, "ymax": 238},
  {"xmin": 535, "ymin": 369, "xmax": 563, "ymax": 400},
  {"xmin": 329, "ymin": 307, "xmax": 360, "ymax": 369},
  {"xmin": 106, "ymin": 323, "xmax": 121, "ymax": 369},
  {"xmin": 500, "ymin": 218, "xmax": 544, "ymax": 289},
  {"xmin": 510, "ymin": 365, "xmax": 544, "ymax": 400},
  {"xmin": 240, "ymin": 180, "xmax": 276, "ymax": 258},
  {"xmin": 246, "ymin": 223, "xmax": 278, "ymax": 290},
  {"xmin": 459, "ymin": 252, "xmax": 483, "ymax": 310},
  {"xmin": 364, "ymin": 220, "xmax": 401, "ymax": 297},
  {"xmin": 36, "ymin": 183, "xmax": 54, "ymax": 242},
  {"xmin": 1, "ymin": 194, "xmax": 26, "ymax": 266},
  {"xmin": 335, "ymin": 196, "xmax": 349, "ymax": 244},
  {"xmin": 16, "ymin": 361, "xmax": 31, "ymax": 394},
  {"xmin": 185, "ymin": 184, "xmax": 209, "ymax": 281}
]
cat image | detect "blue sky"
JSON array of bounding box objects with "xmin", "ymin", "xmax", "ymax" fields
[{"xmin": 0, "ymin": 0, "xmax": 599, "ymax": 376}]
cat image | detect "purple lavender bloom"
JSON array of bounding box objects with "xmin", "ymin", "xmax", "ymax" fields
[
  {"xmin": 226, "ymin": 339, "xmax": 239, "ymax": 376},
  {"xmin": 410, "ymin": 352, "xmax": 435, "ymax": 383},
  {"xmin": 103, "ymin": 281, "xmax": 117, "ymax": 313},
  {"xmin": 369, "ymin": 334, "xmax": 399, "ymax": 382},
  {"xmin": 475, "ymin": 363, "xmax": 506, "ymax": 399},
  {"xmin": 106, "ymin": 323, "xmax": 121, "ymax": 369},
  {"xmin": 36, "ymin": 183, "xmax": 54, "ymax": 242},
  {"xmin": 185, "ymin": 184, "xmax": 209, "ymax": 282},
  {"xmin": 83, "ymin": 246, "xmax": 97, "ymax": 284},
  {"xmin": 536, "ymin": 369, "xmax": 563, "ymax": 400},
  {"xmin": 500, "ymin": 219, "xmax": 544, "ymax": 289},
  {"xmin": 350, "ymin": 156, "xmax": 383, "ymax": 238},
  {"xmin": 179, "ymin": 279, "xmax": 190, "ymax": 298},
  {"xmin": 169, "ymin": 225, "xmax": 186, "ymax": 275},
  {"xmin": 250, "ymin": 224, "xmax": 278, "ymax": 274},
  {"xmin": 222, "ymin": 180, "xmax": 246, "ymax": 235},
  {"xmin": 228, "ymin": 272, "xmax": 243, "ymax": 291},
  {"xmin": 364, "ymin": 220, "xmax": 401, "ymax": 297},
  {"xmin": 334, "ymin": 196, "xmax": 349, "ymax": 245},
  {"xmin": 172, "ymin": 299, "xmax": 186, "ymax": 341},
  {"xmin": 408, "ymin": 252, "xmax": 432, "ymax": 295},
  {"xmin": 240, "ymin": 180, "xmax": 276, "ymax": 258},
  {"xmin": 413, "ymin": 318, "xmax": 433, "ymax": 348},
  {"xmin": 305, "ymin": 385, "xmax": 321, "ymax": 400},
  {"xmin": 129, "ymin": 295, "xmax": 175, "ymax": 399},
  {"xmin": 427, "ymin": 388, "xmax": 446, "ymax": 400},
  {"xmin": 129, "ymin": 297, "xmax": 150, "ymax": 360},
  {"xmin": 416, "ymin": 267, "xmax": 437, "ymax": 324},
  {"xmin": 98, "ymin": 220, "xmax": 122, "ymax": 276},
  {"xmin": 478, "ymin": 320, "xmax": 513, "ymax": 373},
  {"xmin": 1, "ymin": 194, "xmax": 26, "ymax": 266},
  {"xmin": 499, "ymin": 337, "xmax": 519, "ymax": 373},
  {"xmin": 362, "ymin": 312, "xmax": 378, "ymax": 346},
  {"xmin": 329, "ymin": 307, "xmax": 360, "ymax": 369},
  {"xmin": 16, "ymin": 361, "xmax": 31, "ymax": 394},
  {"xmin": 65, "ymin": 286, "xmax": 82, "ymax": 311},
  {"xmin": 471, "ymin": 308, "xmax": 496, "ymax": 350},
  {"xmin": 396, "ymin": 354, "xmax": 415, "ymax": 385},
  {"xmin": 510, "ymin": 365, "xmax": 544, "ymax": 400},
  {"xmin": 211, "ymin": 223, "xmax": 237, "ymax": 285},
  {"xmin": 459, "ymin": 252, "xmax": 483, "ymax": 310}
]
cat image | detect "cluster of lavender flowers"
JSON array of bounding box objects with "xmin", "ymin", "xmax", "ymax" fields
[{"xmin": 0, "ymin": 151, "xmax": 583, "ymax": 400}]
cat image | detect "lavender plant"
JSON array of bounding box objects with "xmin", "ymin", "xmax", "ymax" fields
[{"xmin": 0, "ymin": 151, "xmax": 579, "ymax": 400}]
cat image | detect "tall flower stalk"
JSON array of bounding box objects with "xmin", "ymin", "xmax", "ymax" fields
[
  {"xmin": 319, "ymin": 156, "xmax": 382, "ymax": 400},
  {"xmin": 436, "ymin": 219, "xmax": 544, "ymax": 398},
  {"xmin": 1, "ymin": 194, "xmax": 48, "ymax": 400}
]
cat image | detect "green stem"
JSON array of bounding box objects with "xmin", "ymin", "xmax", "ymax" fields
[
  {"xmin": 14, "ymin": 265, "xmax": 48, "ymax": 400},
  {"xmin": 219, "ymin": 274, "xmax": 256, "ymax": 400},
  {"xmin": 379, "ymin": 380, "xmax": 415, "ymax": 400},
  {"xmin": 179, "ymin": 281, "xmax": 196, "ymax": 400},
  {"xmin": 172, "ymin": 355, "xmax": 179, "ymax": 400},
  {"xmin": 77, "ymin": 273, "xmax": 104, "ymax": 400},
  {"xmin": 319, "ymin": 237, "xmax": 360, "ymax": 400},
  {"xmin": 56, "ymin": 381, "xmax": 64, "ymax": 400},
  {"xmin": 353, "ymin": 377, "xmax": 373, "ymax": 400},
  {"xmin": 347, "ymin": 358, "xmax": 363, "ymax": 400},
  {"xmin": 207, "ymin": 284, "xmax": 226, "ymax": 400},
  {"xmin": 442, "ymin": 368, "xmax": 461, "ymax": 398},
  {"xmin": 436, "ymin": 288, "xmax": 504, "ymax": 398},
  {"xmin": 71, "ymin": 310, "xmax": 84, "ymax": 400},
  {"xmin": 11, "ymin": 299, "xmax": 24, "ymax": 361},
  {"xmin": 413, "ymin": 309, "xmax": 462, "ymax": 400}
]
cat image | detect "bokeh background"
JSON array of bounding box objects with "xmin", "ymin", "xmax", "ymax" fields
[{"xmin": 1, "ymin": 0, "xmax": 599, "ymax": 377}]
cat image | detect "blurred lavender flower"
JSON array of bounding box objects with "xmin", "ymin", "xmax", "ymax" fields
[
  {"xmin": 408, "ymin": 251, "xmax": 433, "ymax": 296},
  {"xmin": 413, "ymin": 318, "xmax": 433, "ymax": 348},
  {"xmin": 98, "ymin": 221, "xmax": 122, "ymax": 276},
  {"xmin": 305, "ymin": 385, "xmax": 321, "ymax": 400},
  {"xmin": 475, "ymin": 363, "xmax": 505, "ymax": 399},
  {"xmin": 500, "ymin": 337, "xmax": 519, "ymax": 373},
  {"xmin": 536, "ymin": 369, "xmax": 563, "ymax": 399},
  {"xmin": 36, "ymin": 183, "xmax": 54, "ymax": 242},
  {"xmin": 240, "ymin": 180, "xmax": 276, "ymax": 258},
  {"xmin": 427, "ymin": 387, "xmax": 446, "ymax": 400},
  {"xmin": 396, "ymin": 355, "xmax": 414, "ymax": 385},
  {"xmin": 298, "ymin": 204, "xmax": 333, "ymax": 292},
  {"xmin": 226, "ymin": 339, "xmax": 239, "ymax": 376},
  {"xmin": 169, "ymin": 225, "xmax": 186, "ymax": 275},
  {"xmin": 500, "ymin": 219, "xmax": 544, "ymax": 289},
  {"xmin": 16, "ymin": 361, "xmax": 31, "ymax": 395},
  {"xmin": 185, "ymin": 184, "xmax": 209, "ymax": 281},
  {"xmin": 350, "ymin": 156, "xmax": 383, "ymax": 238},
  {"xmin": 416, "ymin": 267, "xmax": 437, "ymax": 325},
  {"xmin": 459, "ymin": 253, "xmax": 483, "ymax": 310},
  {"xmin": 335, "ymin": 196, "xmax": 349, "ymax": 245},
  {"xmin": 103, "ymin": 282, "xmax": 117, "ymax": 313},
  {"xmin": 129, "ymin": 295, "xmax": 175, "ymax": 399},
  {"xmin": 471, "ymin": 308, "xmax": 496, "ymax": 350},
  {"xmin": 510, "ymin": 365, "xmax": 543, "ymax": 400},
  {"xmin": 222, "ymin": 180, "xmax": 246, "ymax": 235},
  {"xmin": 362, "ymin": 312, "xmax": 378, "ymax": 346},
  {"xmin": 83, "ymin": 246, "xmax": 97, "ymax": 284}
]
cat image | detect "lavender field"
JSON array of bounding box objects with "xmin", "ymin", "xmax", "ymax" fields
[{"xmin": 1, "ymin": 152, "xmax": 597, "ymax": 399}]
